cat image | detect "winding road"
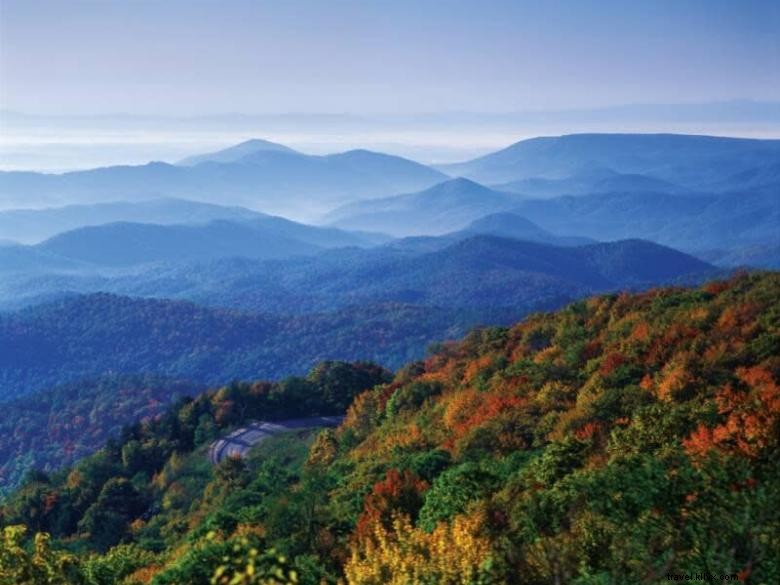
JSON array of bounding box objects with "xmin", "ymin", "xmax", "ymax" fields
[{"xmin": 208, "ymin": 416, "xmax": 344, "ymax": 464}]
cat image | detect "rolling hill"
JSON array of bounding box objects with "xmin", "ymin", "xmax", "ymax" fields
[
  {"xmin": 0, "ymin": 232, "xmax": 716, "ymax": 314},
  {"xmin": 376, "ymin": 214, "xmax": 593, "ymax": 255},
  {"xmin": 0, "ymin": 198, "xmax": 267, "ymax": 245},
  {"xmin": 456, "ymin": 212, "xmax": 594, "ymax": 246},
  {"xmin": 0, "ymin": 375, "xmax": 199, "ymax": 495},
  {"xmin": 325, "ymin": 177, "xmax": 522, "ymax": 236},
  {"xmin": 493, "ymin": 167, "xmax": 690, "ymax": 198},
  {"xmin": 511, "ymin": 186, "xmax": 780, "ymax": 260},
  {"xmin": 1, "ymin": 215, "xmax": 386, "ymax": 271},
  {"xmin": 0, "ymin": 295, "xmax": 466, "ymax": 401},
  {"xmin": 0, "ymin": 236, "xmax": 715, "ymax": 400},
  {"xmin": 36, "ymin": 221, "xmax": 321, "ymax": 267},
  {"xmin": 699, "ymin": 242, "xmax": 780, "ymax": 270},
  {"xmin": 0, "ymin": 198, "xmax": 265, "ymax": 244}
]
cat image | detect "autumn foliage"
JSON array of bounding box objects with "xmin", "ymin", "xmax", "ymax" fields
[
  {"xmin": 684, "ymin": 365, "xmax": 780, "ymax": 459},
  {"xmin": 2, "ymin": 273, "xmax": 779, "ymax": 584},
  {"xmin": 345, "ymin": 509, "xmax": 495, "ymax": 585},
  {"xmin": 355, "ymin": 469, "xmax": 429, "ymax": 542}
]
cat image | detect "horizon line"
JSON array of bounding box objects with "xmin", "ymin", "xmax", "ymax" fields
[{"xmin": 3, "ymin": 99, "xmax": 780, "ymax": 120}]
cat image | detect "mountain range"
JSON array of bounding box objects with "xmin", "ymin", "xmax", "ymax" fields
[
  {"xmin": 0, "ymin": 216, "xmax": 714, "ymax": 312},
  {"xmin": 323, "ymin": 180, "xmax": 778, "ymax": 265},
  {"xmin": 512, "ymin": 187, "xmax": 779, "ymax": 257},
  {"xmin": 0, "ymin": 132, "xmax": 775, "ymax": 317},
  {"xmin": 492, "ymin": 166, "xmax": 690, "ymax": 198},
  {"xmin": 2, "ymin": 133, "xmax": 778, "ymax": 252},
  {"xmin": 177, "ymin": 138, "xmax": 298, "ymax": 165},
  {"xmin": 325, "ymin": 178, "xmax": 522, "ymax": 236},
  {"xmin": 0, "ymin": 235, "xmax": 715, "ymax": 400},
  {"xmin": 314, "ymin": 133, "xmax": 779, "ymax": 264},
  {"xmin": 0, "ymin": 208, "xmax": 386, "ymax": 272},
  {"xmin": 0, "ymin": 143, "xmax": 446, "ymax": 218},
  {"xmin": 0, "ymin": 198, "xmax": 265, "ymax": 244},
  {"xmin": 0, "ymin": 132, "xmax": 778, "ymax": 580},
  {"xmin": 2, "ymin": 272, "xmax": 777, "ymax": 582},
  {"xmin": 439, "ymin": 133, "xmax": 780, "ymax": 186}
]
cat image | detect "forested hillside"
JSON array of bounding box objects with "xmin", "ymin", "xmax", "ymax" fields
[
  {"xmin": 0, "ymin": 237, "xmax": 714, "ymax": 400},
  {"xmin": 2, "ymin": 272, "xmax": 777, "ymax": 584},
  {"xmin": 0, "ymin": 234, "xmax": 714, "ymax": 313},
  {"xmin": 0, "ymin": 375, "xmax": 199, "ymax": 495},
  {"xmin": 0, "ymin": 295, "xmax": 465, "ymax": 400}
]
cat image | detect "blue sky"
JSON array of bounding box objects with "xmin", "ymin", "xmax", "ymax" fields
[{"xmin": 1, "ymin": 0, "xmax": 778, "ymax": 115}]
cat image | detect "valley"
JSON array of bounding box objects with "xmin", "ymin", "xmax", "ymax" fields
[
  {"xmin": 1, "ymin": 272, "xmax": 776, "ymax": 583},
  {"xmin": 3, "ymin": 4, "xmax": 778, "ymax": 582},
  {"xmin": 0, "ymin": 132, "xmax": 777, "ymax": 585}
]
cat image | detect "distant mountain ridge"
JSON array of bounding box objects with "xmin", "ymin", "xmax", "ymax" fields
[
  {"xmin": 2, "ymin": 215, "xmax": 386, "ymax": 270},
  {"xmin": 382, "ymin": 212, "xmax": 594, "ymax": 254},
  {"xmin": 0, "ymin": 235, "xmax": 714, "ymax": 400},
  {"xmin": 511, "ymin": 186, "xmax": 780, "ymax": 258},
  {"xmin": 0, "ymin": 132, "xmax": 773, "ymax": 296},
  {"xmin": 37, "ymin": 221, "xmax": 320, "ymax": 267},
  {"xmin": 325, "ymin": 177, "xmax": 522, "ymax": 236},
  {"xmin": 459, "ymin": 212, "xmax": 594, "ymax": 246},
  {"xmin": 321, "ymin": 165, "xmax": 778, "ymax": 265},
  {"xmin": 439, "ymin": 133, "xmax": 780, "ymax": 186},
  {"xmin": 0, "ymin": 230, "xmax": 716, "ymax": 314},
  {"xmin": 0, "ymin": 198, "xmax": 267, "ymax": 244},
  {"xmin": 493, "ymin": 167, "xmax": 691, "ymax": 199},
  {"xmin": 177, "ymin": 138, "xmax": 298, "ymax": 165},
  {"xmin": 0, "ymin": 144, "xmax": 447, "ymax": 218}
]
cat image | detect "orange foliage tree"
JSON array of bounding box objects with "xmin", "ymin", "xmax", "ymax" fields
[{"xmin": 684, "ymin": 366, "xmax": 780, "ymax": 459}]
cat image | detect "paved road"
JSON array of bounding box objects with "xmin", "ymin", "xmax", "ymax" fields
[{"xmin": 208, "ymin": 416, "xmax": 344, "ymax": 464}]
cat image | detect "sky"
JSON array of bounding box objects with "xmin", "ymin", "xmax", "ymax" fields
[
  {"xmin": 2, "ymin": 0, "xmax": 778, "ymax": 115},
  {"xmin": 0, "ymin": 0, "xmax": 779, "ymax": 169}
]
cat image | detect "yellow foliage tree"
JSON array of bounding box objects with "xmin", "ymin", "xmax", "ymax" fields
[
  {"xmin": 0, "ymin": 525, "xmax": 82, "ymax": 585},
  {"xmin": 344, "ymin": 510, "xmax": 497, "ymax": 585},
  {"xmin": 306, "ymin": 429, "xmax": 338, "ymax": 468}
]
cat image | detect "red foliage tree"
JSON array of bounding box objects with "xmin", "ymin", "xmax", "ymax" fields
[
  {"xmin": 354, "ymin": 469, "xmax": 429, "ymax": 542},
  {"xmin": 599, "ymin": 352, "xmax": 627, "ymax": 376},
  {"xmin": 449, "ymin": 394, "xmax": 527, "ymax": 445}
]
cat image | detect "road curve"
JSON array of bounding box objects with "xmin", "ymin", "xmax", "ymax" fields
[{"xmin": 208, "ymin": 416, "xmax": 344, "ymax": 464}]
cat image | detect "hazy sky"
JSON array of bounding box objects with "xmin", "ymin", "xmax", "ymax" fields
[{"xmin": 1, "ymin": 0, "xmax": 778, "ymax": 116}]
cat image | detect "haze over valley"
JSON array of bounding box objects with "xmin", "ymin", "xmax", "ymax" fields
[{"xmin": 0, "ymin": 1, "xmax": 778, "ymax": 583}]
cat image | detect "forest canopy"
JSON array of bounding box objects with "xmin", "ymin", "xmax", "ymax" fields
[{"xmin": 1, "ymin": 273, "xmax": 778, "ymax": 584}]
